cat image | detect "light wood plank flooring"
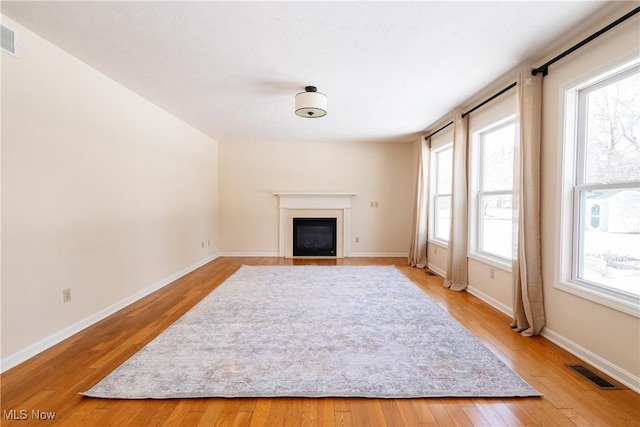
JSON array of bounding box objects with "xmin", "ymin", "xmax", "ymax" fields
[{"xmin": 1, "ymin": 257, "xmax": 638, "ymax": 426}]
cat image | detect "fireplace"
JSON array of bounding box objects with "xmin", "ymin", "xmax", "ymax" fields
[
  {"xmin": 274, "ymin": 192, "xmax": 356, "ymax": 258},
  {"xmin": 293, "ymin": 218, "xmax": 337, "ymax": 257}
]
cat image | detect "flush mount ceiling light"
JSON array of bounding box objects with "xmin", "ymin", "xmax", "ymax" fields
[{"xmin": 295, "ymin": 86, "xmax": 327, "ymax": 118}]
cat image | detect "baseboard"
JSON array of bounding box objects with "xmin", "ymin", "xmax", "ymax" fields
[
  {"xmin": 349, "ymin": 252, "xmax": 409, "ymax": 258},
  {"xmin": 541, "ymin": 327, "xmax": 640, "ymax": 393},
  {"xmin": 0, "ymin": 254, "xmax": 219, "ymax": 373},
  {"xmin": 218, "ymin": 252, "xmax": 409, "ymax": 258},
  {"xmin": 218, "ymin": 252, "xmax": 280, "ymax": 257},
  {"xmin": 466, "ymin": 285, "xmax": 513, "ymax": 318}
]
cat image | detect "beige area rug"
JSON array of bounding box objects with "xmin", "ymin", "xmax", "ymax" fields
[{"xmin": 81, "ymin": 265, "xmax": 540, "ymax": 399}]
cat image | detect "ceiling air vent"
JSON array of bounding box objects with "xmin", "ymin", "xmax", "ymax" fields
[{"xmin": 1, "ymin": 24, "xmax": 17, "ymax": 56}]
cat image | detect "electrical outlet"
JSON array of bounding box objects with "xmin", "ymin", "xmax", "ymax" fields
[
  {"xmin": 355, "ymin": 237, "xmax": 360, "ymax": 243},
  {"xmin": 490, "ymin": 268, "xmax": 495, "ymax": 279},
  {"xmin": 434, "ymin": 246, "xmax": 438, "ymax": 254},
  {"xmin": 208, "ymin": 240, "xmax": 211, "ymax": 247},
  {"xmin": 201, "ymin": 241, "xmax": 204, "ymax": 248},
  {"xmin": 62, "ymin": 288, "xmax": 71, "ymax": 303}
]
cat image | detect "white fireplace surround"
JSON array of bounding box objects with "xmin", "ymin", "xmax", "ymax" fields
[{"xmin": 274, "ymin": 193, "xmax": 356, "ymax": 258}]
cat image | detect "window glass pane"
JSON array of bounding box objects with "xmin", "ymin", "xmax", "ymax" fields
[
  {"xmin": 579, "ymin": 188, "xmax": 640, "ymax": 296},
  {"xmin": 482, "ymin": 124, "xmax": 515, "ymax": 192},
  {"xmin": 584, "ymin": 71, "xmax": 640, "ymax": 184},
  {"xmin": 435, "ymin": 195, "xmax": 451, "ymax": 241},
  {"xmin": 437, "ymin": 148, "xmax": 452, "ymax": 194},
  {"xmin": 480, "ymin": 194, "xmax": 512, "ymax": 259}
]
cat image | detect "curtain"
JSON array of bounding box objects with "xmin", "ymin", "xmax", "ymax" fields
[
  {"xmin": 408, "ymin": 137, "xmax": 430, "ymax": 268},
  {"xmin": 444, "ymin": 112, "xmax": 469, "ymax": 291},
  {"xmin": 511, "ymin": 69, "xmax": 546, "ymax": 336}
]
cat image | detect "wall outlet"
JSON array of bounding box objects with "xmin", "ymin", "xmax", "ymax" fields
[
  {"xmin": 490, "ymin": 267, "xmax": 495, "ymax": 279},
  {"xmin": 434, "ymin": 246, "xmax": 438, "ymax": 254},
  {"xmin": 355, "ymin": 237, "xmax": 360, "ymax": 243},
  {"xmin": 201, "ymin": 241, "xmax": 204, "ymax": 248},
  {"xmin": 62, "ymin": 288, "xmax": 71, "ymax": 303}
]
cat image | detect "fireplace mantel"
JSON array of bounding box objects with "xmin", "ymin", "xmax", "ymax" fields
[{"xmin": 274, "ymin": 192, "xmax": 356, "ymax": 257}]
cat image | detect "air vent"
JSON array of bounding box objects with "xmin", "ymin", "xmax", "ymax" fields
[
  {"xmin": 567, "ymin": 364, "xmax": 619, "ymax": 389},
  {"xmin": 1, "ymin": 24, "xmax": 17, "ymax": 56}
]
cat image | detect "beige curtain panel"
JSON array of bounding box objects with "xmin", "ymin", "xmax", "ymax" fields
[
  {"xmin": 408, "ymin": 137, "xmax": 430, "ymax": 268},
  {"xmin": 444, "ymin": 112, "xmax": 469, "ymax": 292},
  {"xmin": 511, "ymin": 69, "xmax": 546, "ymax": 336}
]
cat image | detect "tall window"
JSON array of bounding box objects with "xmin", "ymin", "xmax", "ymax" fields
[
  {"xmin": 573, "ymin": 63, "xmax": 640, "ymax": 300},
  {"xmin": 471, "ymin": 119, "xmax": 515, "ymax": 265},
  {"xmin": 431, "ymin": 144, "xmax": 452, "ymax": 244}
]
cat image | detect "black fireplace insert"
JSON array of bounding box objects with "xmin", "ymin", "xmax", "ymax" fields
[{"xmin": 293, "ymin": 217, "xmax": 337, "ymax": 257}]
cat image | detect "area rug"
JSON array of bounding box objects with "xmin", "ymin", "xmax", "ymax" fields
[{"xmin": 81, "ymin": 265, "xmax": 540, "ymax": 399}]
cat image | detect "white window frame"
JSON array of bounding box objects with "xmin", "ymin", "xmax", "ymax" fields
[
  {"xmin": 469, "ymin": 116, "xmax": 515, "ymax": 271},
  {"xmin": 429, "ymin": 143, "xmax": 453, "ymax": 247},
  {"xmin": 557, "ymin": 57, "xmax": 640, "ymax": 317}
]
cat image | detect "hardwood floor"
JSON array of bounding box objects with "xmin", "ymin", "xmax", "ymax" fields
[{"xmin": 1, "ymin": 257, "xmax": 638, "ymax": 426}]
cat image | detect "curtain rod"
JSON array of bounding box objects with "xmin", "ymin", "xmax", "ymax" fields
[
  {"xmin": 532, "ymin": 6, "xmax": 640, "ymax": 76},
  {"xmin": 424, "ymin": 81, "xmax": 517, "ymax": 140},
  {"xmin": 424, "ymin": 120, "xmax": 453, "ymax": 140},
  {"xmin": 424, "ymin": 6, "xmax": 639, "ymax": 141}
]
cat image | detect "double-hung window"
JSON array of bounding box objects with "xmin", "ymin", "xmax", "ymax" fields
[
  {"xmin": 560, "ymin": 60, "xmax": 640, "ymax": 314},
  {"xmin": 430, "ymin": 144, "xmax": 453, "ymax": 244},
  {"xmin": 470, "ymin": 118, "xmax": 515, "ymax": 267}
]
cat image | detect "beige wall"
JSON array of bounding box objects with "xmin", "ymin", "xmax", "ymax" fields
[
  {"xmin": 425, "ymin": 3, "xmax": 640, "ymax": 390},
  {"xmin": 539, "ymin": 6, "xmax": 639, "ymax": 387},
  {"xmin": 218, "ymin": 139, "xmax": 417, "ymax": 256},
  {"xmin": 1, "ymin": 17, "xmax": 219, "ymax": 365}
]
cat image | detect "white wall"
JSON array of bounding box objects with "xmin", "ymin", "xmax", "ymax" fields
[
  {"xmin": 425, "ymin": 3, "xmax": 640, "ymax": 391},
  {"xmin": 218, "ymin": 139, "xmax": 417, "ymax": 256},
  {"xmin": 1, "ymin": 16, "xmax": 219, "ymax": 368}
]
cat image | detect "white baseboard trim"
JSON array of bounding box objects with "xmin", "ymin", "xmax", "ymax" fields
[
  {"xmin": 541, "ymin": 327, "xmax": 640, "ymax": 393},
  {"xmin": 426, "ymin": 263, "xmax": 446, "ymax": 277},
  {"xmin": 349, "ymin": 252, "xmax": 408, "ymax": 258},
  {"xmin": 466, "ymin": 285, "xmax": 513, "ymax": 318},
  {"xmin": 217, "ymin": 252, "xmax": 280, "ymax": 257},
  {"xmin": 0, "ymin": 254, "xmax": 219, "ymax": 373},
  {"xmin": 217, "ymin": 252, "xmax": 409, "ymax": 258}
]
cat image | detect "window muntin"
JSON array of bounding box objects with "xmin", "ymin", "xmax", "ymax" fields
[
  {"xmin": 473, "ymin": 119, "xmax": 515, "ymax": 263},
  {"xmin": 572, "ymin": 64, "xmax": 640, "ymax": 299},
  {"xmin": 431, "ymin": 144, "xmax": 453, "ymax": 244}
]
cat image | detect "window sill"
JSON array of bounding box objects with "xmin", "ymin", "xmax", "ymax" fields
[
  {"xmin": 468, "ymin": 253, "xmax": 512, "ymax": 273},
  {"xmin": 555, "ymin": 280, "xmax": 640, "ymax": 318},
  {"xmin": 428, "ymin": 239, "xmax": 449, "ymax": 249}
]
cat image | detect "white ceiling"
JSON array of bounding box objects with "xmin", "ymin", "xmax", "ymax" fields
[{"xmin": 1, "ymin": 1, "xmax": 618, "ymax": 144}]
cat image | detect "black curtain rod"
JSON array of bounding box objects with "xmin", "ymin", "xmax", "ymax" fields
[
  {"xmin": 424, "ymin": 6, "xmax": 639, "ymax": 141},
  {"xmin": 532, "ymin": 6, "xmax": 640, "ymax": 76},
  {"xmin": 424, "ymin": 81, "xmax": 517, "ymax": 140},
  {"xmin": 424, "ymin": 120, "xmax": 453, "ymax": 140},
  {"xmin": 462, "ymin": 82, "xmax": 517, "ymax": 118}
]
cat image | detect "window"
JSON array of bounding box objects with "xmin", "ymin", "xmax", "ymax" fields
[
  {"xmin": 470, "ymin": 119, "xmax": 515, "ymax": 266},
  {"xmin": 430, "ymin": 144, "xmax": 452, "ymax": 244},
  {"xmin": 560, "ymin": 60, "xmax": 640, "ymax": 314}
]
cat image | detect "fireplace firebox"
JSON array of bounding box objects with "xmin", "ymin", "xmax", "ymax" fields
[{"xmin": 293, "ymin": 218, "xmax": 337, "ymax": 257}]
